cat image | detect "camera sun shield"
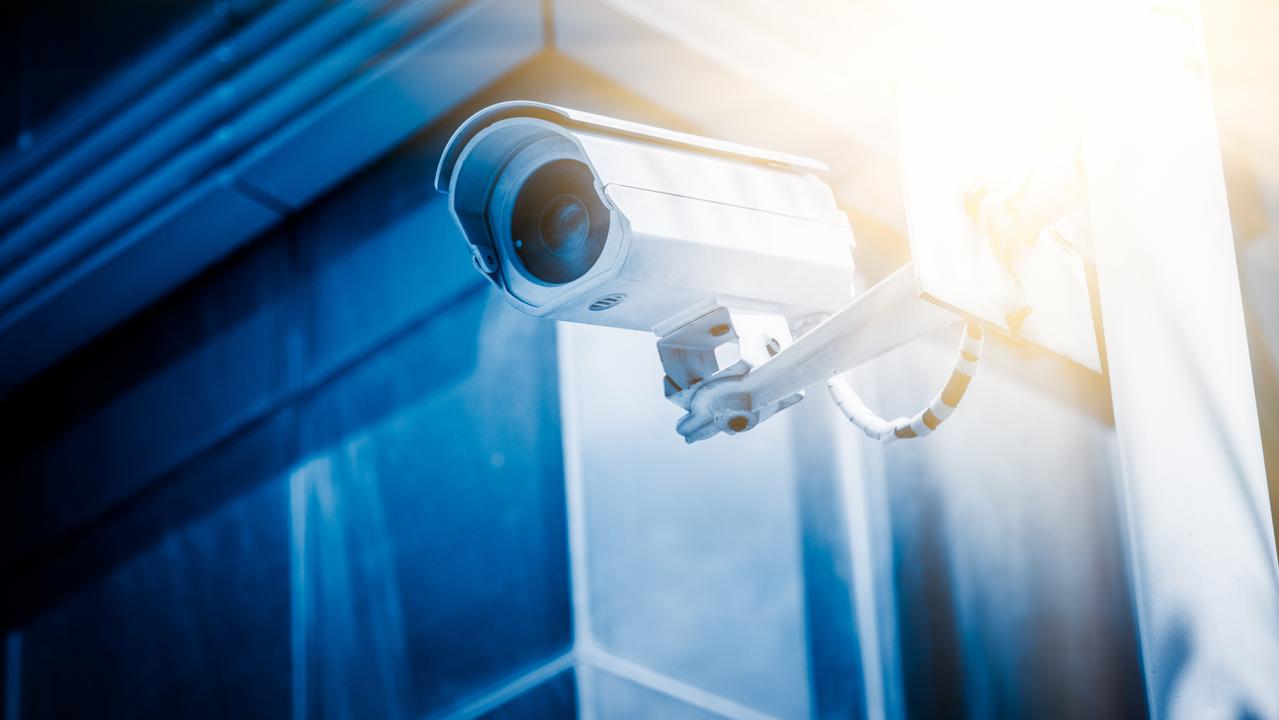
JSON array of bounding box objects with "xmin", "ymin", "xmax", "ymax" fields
[{"xmin": 436, "ymin": 101, "xmax": 856, "ymax": 335}]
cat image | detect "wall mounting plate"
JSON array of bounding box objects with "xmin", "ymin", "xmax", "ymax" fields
[{"xmin": 898, "ymin": 85, "xmax": 1103, "ymax": 373}]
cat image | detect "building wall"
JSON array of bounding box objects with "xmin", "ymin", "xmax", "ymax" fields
[
  {"xmin": 860, "ymin": 331, "xmax": 1148, "ymax": 719},
  {"xmin": 0, "ymin": 0, "xmax": 225, "ymax": 150},
  {"xmin": 0, "ymin": 101, "xmax": 572, "ymax": 717}
]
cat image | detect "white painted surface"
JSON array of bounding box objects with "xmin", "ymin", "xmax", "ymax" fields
[{"xmin": 1083, "ymin": 2, "xmax": 1279, "ymax": 716}]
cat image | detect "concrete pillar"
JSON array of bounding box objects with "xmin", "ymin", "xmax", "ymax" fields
[{"xmin": 1082, "ymin": 1, "xmax": 1279, "ymax": 716}]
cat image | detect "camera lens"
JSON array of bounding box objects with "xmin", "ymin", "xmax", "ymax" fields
[
  {"xmin": 511, "ymin": 159, "xmax": 609, "ymax": 284},
  {"xmin": 539, "ymin": 195, "xmax": 590, "ymax": 257}
]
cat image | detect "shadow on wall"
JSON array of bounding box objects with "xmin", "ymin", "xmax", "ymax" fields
[
  {"xmin": 860, "ymin": 324, "xmax": 1149, "ymax": 720},
  {"xmin": 888, "ymin": 454, "xmax": 968, "ymax": 718}
]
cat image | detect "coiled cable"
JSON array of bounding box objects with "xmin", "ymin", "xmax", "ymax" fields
[{"xmin": 827, "ymin": 323, "xmax": 983, "ymax": 443}]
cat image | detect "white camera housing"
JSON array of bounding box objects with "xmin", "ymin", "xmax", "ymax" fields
[{"xmin": 435, "ymin": 102, "xmax": 856, "ymax": 337}]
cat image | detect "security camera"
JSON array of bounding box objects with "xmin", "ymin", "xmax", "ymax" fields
[
  {"xmin": 435, "ymin": 102, "xmax": 861, "ymax": 434},
  {"xmin": 435, "ymin": 102, "xmax": 993, "ymax": 443},
  {"xmin": 435, "ymin": 101, "xmax": 856, "ymax": 335}
]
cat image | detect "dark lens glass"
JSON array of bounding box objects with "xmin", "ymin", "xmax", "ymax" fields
[
  {"xmin": 511, "ymin": 159, "xmax": 609, "ymax": 284},
  {"xmin": 539, "ymin": 195, "xmax": 590, "ymax": 257}
]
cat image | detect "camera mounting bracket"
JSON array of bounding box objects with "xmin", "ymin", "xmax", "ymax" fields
[
  {"xmin": 673, "ymin": 264, "xmax": 959, "ymax": 443},
  {"xmin": 657, "ymin": 306, "xmax": 803, "ymax": 427}
]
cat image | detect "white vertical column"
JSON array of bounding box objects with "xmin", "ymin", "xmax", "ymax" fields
[
  {"xmin": 1082, "ymin": 1, "xmax": 1279, "ymax": 717},
  {"xmin": 555, "ymin": 322, "xmax": 814, "ymax": 719}
]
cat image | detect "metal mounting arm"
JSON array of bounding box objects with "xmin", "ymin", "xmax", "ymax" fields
[{"xmin": 674, "ymin": 263, "xmax": 963, "ymax": 443}]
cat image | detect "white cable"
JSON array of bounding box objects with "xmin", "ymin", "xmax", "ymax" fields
[{"xmin": 826, "ymin": 323, "xmax": 983, "ymax": 443}]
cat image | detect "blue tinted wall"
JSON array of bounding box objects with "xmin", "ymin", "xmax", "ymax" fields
[
  {"xmin": 0, "ymin": 93, "xmax": 573, "ymax": 717},
  {"xmin": 1, "ymin": 0, "xmax": 222, "ymax": 148}
]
